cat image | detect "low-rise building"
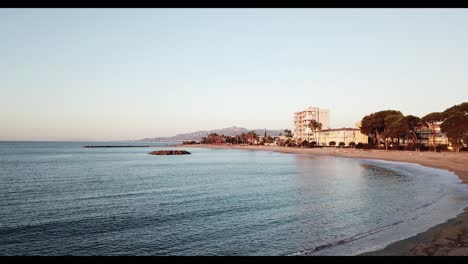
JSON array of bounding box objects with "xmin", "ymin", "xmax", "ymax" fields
[{"xmin": 317, "ymin": 128, "xmax": 369, "ymax": 146}]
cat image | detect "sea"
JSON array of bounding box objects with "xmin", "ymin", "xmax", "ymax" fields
[{"xmin": 1, "ymin": 141, "xmax": 467, "ymax": 256}]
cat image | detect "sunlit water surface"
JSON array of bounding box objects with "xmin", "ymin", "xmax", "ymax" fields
[{"xmin": 1, "ymin": 141, "xmax": 467, "ymax": 255}]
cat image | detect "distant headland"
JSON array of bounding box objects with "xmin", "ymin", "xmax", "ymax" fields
[{"xmin": 138, "ymin": 126, "xmax": 285, "ymax": 142}]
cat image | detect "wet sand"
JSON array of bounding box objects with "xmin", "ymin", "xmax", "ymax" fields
[{"xmin": 174, "ymin": 144, "xmax": 468, "ymax": 256}]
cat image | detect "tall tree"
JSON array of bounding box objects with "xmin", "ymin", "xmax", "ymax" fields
[
  {"xmin": 439, "ymin": 102, "xmax": 468, "ymax": 152},
  {"xmin": 384, "ymin": 113, "xmax": 404, "ymax": 150},
  {"xmin": 284, "ymin": 129, "xmax": 293, "ymax": 138},
  {"xmin": 421, "ymin": 112, "xmax": 444, "ymax": 151},
  {"xmin": 385, "ymin": 117, "xmax": 406, "ymax": 147},
  {"xmin": 442, "ymin": 102, "xmax": 468, "ymax": 119},
  {"xmin": 240, "ymin": 134, "xmax": 247, "ymax": 144},
  {"xmin": 360, "ymin": 110, "xmax": 402, "ymax": 149},
  {"xmin": 402, "ymin": 115, "xmax": 422, "ymax": 148},
  {"xmin": 308, "ymin": 120, "xmax": 322, "ymax": 143},
  {"xmin": 440, "ymin": 111, "xmax": 468, "ymax": 152},
  {"xmin": 246, "ymin": 131, "xmax": 259, "ymax": 144}
]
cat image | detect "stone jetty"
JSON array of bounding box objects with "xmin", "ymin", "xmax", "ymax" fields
[{"xmin": 149, "ymin": 150, "xmax": 191, "ymax": 155}]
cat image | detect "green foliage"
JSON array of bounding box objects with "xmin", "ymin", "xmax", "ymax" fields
[
  {"xmin": 372, "ymin": 113, "xmax": 421, "ymax": 150},
  {"xmin": 264, "ymin": 135, "xmax": 274, "ymax": 144},
  {"xmin": 403, "ymin": 115, "xmax": 421, "ymax": 129},
  {"xmin": 440, "ymin": 111, "xmax": 468, "ymax": 152},
  {"xmin": 246, "ymin": 131, "xmax": 259, "ymax": 143},
  {"xmin": 224, "ymin": 136, "xmax": 236, "ymax": 144},
  {"xmin": 401, "ymin": 115, "xmax": 422, "ymax": 144},
  {"xmin": 308, "ymin": 120, "xmax": 322, "ymax": 131},
  {"xmin": 201, "ymin": 133, "xmax": 226, "ymax": 144},
  {"xmin": 182, "ymin": 140, "xmax": 198, "ymax": 145},
  {"xmin": 422, "ymin": 112, "xmax": 445, "ymax": 151},
  {"xmin": 384, "ymin": 113, "xmax": 405, "ymax": 139},
  {"xmin": 283, "ymin": 138, "xmax": 295, "ymax": 147},
  {"xmin": 360, "ymin": 110, "xmax": 403, "ymax": 147},
  {"xmin": 442, "ymin": 102, "xmax": 468, "ymax": 119},
  {"xmin": 421, "ymin": 112, "xmax": 444, "ymax": 126},
  {"xmin": 284, "ymin": 129, "xmax": 293, "ymax": 138},
  {"xmin": 354, "ymin": 143, "xmax": 374, "ymax": 149},
  {"xmin": 201, "ymin": 131, "xmax": 263, "ymax": 145}
]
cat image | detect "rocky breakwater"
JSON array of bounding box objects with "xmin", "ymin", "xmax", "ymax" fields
[{"xmin": 149, "ymin": 150, "xmax": 191, "ymax": 155}]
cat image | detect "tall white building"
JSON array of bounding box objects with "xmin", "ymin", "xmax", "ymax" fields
[{"xmin": 294, "ymin": 106, "xmax": 330, "ymax": 141}]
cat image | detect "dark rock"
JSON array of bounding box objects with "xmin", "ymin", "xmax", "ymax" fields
[{"xmin": 149, "ymin": 150, "xmax": 191, "ymax": 155}]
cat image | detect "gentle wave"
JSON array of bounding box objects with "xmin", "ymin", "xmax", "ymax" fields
[{"xmin": 286, "ymin": 219, "xmax": 405, "ymax": 256}]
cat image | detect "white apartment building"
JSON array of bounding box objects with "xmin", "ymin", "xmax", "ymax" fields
[{"xmin": 294, "ymin": 106, "xmax": 330, "ymax": 141}]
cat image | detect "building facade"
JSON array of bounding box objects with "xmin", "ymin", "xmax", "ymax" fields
[
  {"xmin": 317, "ymin": 128, "xmax": 369, "ymax": 146},
  {"xmin": 416, "ymin": 123, "xmax": 449, "ymax": 146},
  {"xmin": 294, "ymin": 106, "xmax": 330, "ymax": 141}
]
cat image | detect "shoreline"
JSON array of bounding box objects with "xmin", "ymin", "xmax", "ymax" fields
[{"xmin": 173, "ymin": 144, "xmax": 468, "ymax": 256}]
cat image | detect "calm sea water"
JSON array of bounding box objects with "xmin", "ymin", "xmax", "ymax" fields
[{"xmin": 0, "ymin": 141, "xmax": 467, "ymax": 256}]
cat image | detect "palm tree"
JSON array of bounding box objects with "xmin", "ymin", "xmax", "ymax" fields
[{"xmin": 308, "ymin": 120, "xmax": 322, "ymax": 143}]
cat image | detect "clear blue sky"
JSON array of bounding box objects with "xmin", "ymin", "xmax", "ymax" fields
[{"xmin": 1, "ymin": 9, "xmax": 467, "ymax": 141}]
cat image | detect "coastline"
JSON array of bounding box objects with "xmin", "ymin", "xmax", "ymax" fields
[{"xmin": 173, "ymin": 144, "xmax": 468, "ymax": 256}]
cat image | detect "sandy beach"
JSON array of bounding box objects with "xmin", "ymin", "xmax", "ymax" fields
[{"xmin": 174, "ymin": 144, "xmax": 468, "ymax": 256}]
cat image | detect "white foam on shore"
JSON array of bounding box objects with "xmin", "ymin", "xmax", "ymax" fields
[{"xmin": 284, "ymin": 157, "xmax": 468, "ymax": 256}]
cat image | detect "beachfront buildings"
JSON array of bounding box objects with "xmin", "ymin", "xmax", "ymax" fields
[
  {"xmin": 417, "ymin": 123, "xmax": 449, "ymax": 146},
  {"xmin": 317, "ymin": 127, "xmax": 369, "ymax": 146},
  {"xmin": 293, "ymin": 107, "xmax": 368, "ymax": 146},
  {"xmin": 294, "ymin": 106, "xmax": 330, "ymax": 141},
  {"xmin": 291, "ymin": 106, "xmax": 456, "ymax": 148}
]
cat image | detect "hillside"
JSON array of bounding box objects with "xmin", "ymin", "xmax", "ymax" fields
[{"xmin": 138, "ymin": 126, "xmax": 285, "ymax": 142}]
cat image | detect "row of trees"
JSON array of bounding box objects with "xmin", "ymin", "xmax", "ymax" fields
[
  {"xmin": 200, "ymin": 129, "xmax": 296, "ymax": 146},
  {"xmin": 198, "ymin": 102, "xmax": 467, "ymax": 152},
  {"xmin": 200, "ymin": 131, "xmax": 263, "ymax": 145},
  {"xmin": 360, "ymin": 102, "xmax": 467, "ymax": 152}
]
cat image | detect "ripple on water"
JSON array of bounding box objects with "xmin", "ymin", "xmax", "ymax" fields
[{"xmin": 0, "ymin": 142, "xmax": 467, "ymax": 255}]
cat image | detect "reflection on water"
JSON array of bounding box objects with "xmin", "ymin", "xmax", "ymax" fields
[{"xmin": 291, "ymin": 155, "xmax": 466, "ymax": 255}]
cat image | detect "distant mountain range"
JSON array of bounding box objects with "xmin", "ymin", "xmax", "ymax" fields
[{"xmin": 138, "ymin": 126, "xmax": 286, "ymax": 142}]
